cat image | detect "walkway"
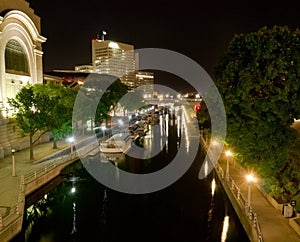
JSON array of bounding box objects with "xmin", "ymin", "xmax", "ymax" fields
[
  {"xmin": 205, "ymin": 138, "xmax": 300, "ymax": 242},
  {"xmin": 0, "ymin": 135, "xmax": 94, "ymax": 241}
]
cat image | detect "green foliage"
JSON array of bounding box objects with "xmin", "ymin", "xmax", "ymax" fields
[
  {"xmin": 8, "ymin": 83, "xmax": 78, "ymax": 158},
  {"xmin": 212, "ymin": 25, "xmax": 300, "ymax": 201},
  {"xmin": 74, "ymin": 74, "xmax": 128, "ymax": 125}
]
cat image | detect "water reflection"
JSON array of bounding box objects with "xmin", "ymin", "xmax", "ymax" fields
[
  {"xmin": 71, "ymin": 202, "xmax": 77, "ymax": 235},
  {"xmin": 211, "ymin": 178, "xmax": 216, "ymax": 197},
  {"xmin": 221, "ymin": 216, "xmax": 230, "ymax": 242},
  {"xmin": 13, "ymin": 111, "xmax": 250, "ymax": 242}
]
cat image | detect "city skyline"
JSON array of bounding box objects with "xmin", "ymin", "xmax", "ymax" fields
[{"xmin": 26, "ymin": 0, "xmax": 300, "ymax": 91}]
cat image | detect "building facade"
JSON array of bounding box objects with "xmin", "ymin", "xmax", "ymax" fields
[
  {"xmin": 0, "ymin": 0, "xmax": 46, "ymax": 115},
  {"xmin": 92, "ymin": 39, "xmax": 135, "ymax": 78},
  {"xmin": 0, "ymin": 0, "xmax": 47, "ymax": 158},
  {"xmin": 91, "ymin": 38, "xmax": 153, "ymax": 96}
]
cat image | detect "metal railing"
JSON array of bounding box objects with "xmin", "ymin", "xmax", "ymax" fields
[{"xmin": 0, "ymin": 134, "xmax": 100, "ymax": 234}]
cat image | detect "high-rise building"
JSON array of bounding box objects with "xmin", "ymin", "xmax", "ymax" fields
[
  {"xmin": 91, "ymin": 37, "xmax": 154, "ymax": 96},
  {"xmin": 92, "ymin": 39, "xmax": 136, "ymax": 80}
]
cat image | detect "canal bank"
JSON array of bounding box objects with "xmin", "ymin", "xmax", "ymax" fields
[
  {"xmin": 200, "ymin": 136, "xmax": 300, "ymax": 242},
  {"xmin": 0, "ymin": 135, "xmax": 96, "ymax": 242}
]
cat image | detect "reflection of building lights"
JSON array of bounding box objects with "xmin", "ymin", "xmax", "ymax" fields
[
  {"xmin": 204, "ymin": 161, "xmax": 208, "ymax": 177},
  {"xmin": 71, "ymin": 187, "xmax": 76, "ymax": 193}
]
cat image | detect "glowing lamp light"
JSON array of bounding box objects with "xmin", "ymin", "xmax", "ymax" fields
[
  {"xmin": 225, "ymin": 150, "xmax": 232, "ymax": 157},
  {"xmin": 71, "ymin": 187, "xmax": 76, "ymax": 193},
  {"xmin": 212, "ymin": 140, "xmax": 218, "ymax": 146},
  {"xmin": 67, "ymin": 136, "xmax": 74, "ymax": 143},
  {"xmin": 246, "ymin": 173, "xmax": 255, "ymax": 183}
]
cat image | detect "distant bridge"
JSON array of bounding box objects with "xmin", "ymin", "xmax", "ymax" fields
[{"xmin": 144, "ymin": 97, "xmax": 202, "ymax": 110}]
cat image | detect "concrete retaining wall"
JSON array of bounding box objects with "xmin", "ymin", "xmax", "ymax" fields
[{"xmin": 0, "ymin": 118, "xmax": 51, "ymax": 159}]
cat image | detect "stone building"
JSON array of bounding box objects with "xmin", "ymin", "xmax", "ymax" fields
[{"xmin": 0, "ymin": 0, "xmax": 47, "ymax": 157}]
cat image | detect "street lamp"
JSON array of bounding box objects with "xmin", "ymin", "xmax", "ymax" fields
[
  {"xmin": 67, "ymin": 136, "xmax": 75, "ymax": 157},
  {"xmin": 101, "ymin": 126, "xmax": 106, "ymax": 138},
  {"xmin": 225, "ymin": 150, "xmax": 232, "ymax": 181},
  {"xmin": 11, "ymin": 149, "xmax": 16, "ymax": 177},
  {"xmin": 246, "ymin": 173, "xmax": 255, "ymax": 209}
]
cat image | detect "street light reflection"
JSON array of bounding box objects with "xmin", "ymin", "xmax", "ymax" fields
[
  {"xmin": 211, "ymin": 178, "xmax": 216, "ymax": 197},
  {"xmin": 221, "ymin": 215, "xmax": 230, "ymax": 242}
]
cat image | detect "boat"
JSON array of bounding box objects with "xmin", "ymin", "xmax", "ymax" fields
[{"xmin": 99, "ymin": 133, "xmax": 132, "ymax": 154}]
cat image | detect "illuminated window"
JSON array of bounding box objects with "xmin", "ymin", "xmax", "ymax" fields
[{"xmin": 5, "ymin": 40, "xmax": 30, "ymax": 75}]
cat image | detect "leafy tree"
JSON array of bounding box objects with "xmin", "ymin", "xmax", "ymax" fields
[
  {"xmin": 8, "ymin": 83, "xmax": 78, "ymax": 159},
  {"xmin": 212, "ymin": 25, "xmax": 300, "ymax": 201},
  {"xmin": 8, "ymin": 84, "xmax": 53, "ymax": 160},
  {"xmin": 74, "ymin": 74, "xmax": 128, "ymax": 129},
  {"xmin": 33, "ymin": 83, "xmax": 78, "ymax": 149}
]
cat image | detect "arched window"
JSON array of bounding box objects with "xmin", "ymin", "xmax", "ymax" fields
[{"xmin": 5, "ymin": 40, "xmax": 30, "ymax": 75}]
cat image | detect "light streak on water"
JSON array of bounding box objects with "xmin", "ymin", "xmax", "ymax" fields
[
  {"xmin": 211, "ymin": 178, "xmax": 216, "ymax": 197},
  {"xmin": 221, "ymin": 216, "xmax": 230, "ymax": 242}
]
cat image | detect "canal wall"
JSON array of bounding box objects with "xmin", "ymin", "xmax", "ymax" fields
[
  {"xmin": 200, "ymin": 136, "xmax": 262, "ymax": 242},
  {"xmin": 0, "ymin": 118, "xmax": 51, "ymax": 159}
]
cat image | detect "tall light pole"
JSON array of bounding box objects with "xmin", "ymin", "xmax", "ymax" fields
[
  {"xmin": 246, "ymin": 173, "xmax": 255, "ymax": 209},
  {"xmin": 11, "ymin": 149, "xmax": 16, "ymax": 177},
  {"xmin": 225, "ymin": 150, "xmax": 232, "ymax": 181},
  {"xmin": 67, "ymin": 136, "xmax": 75, "ymax": 157},
  {"xmin": 101, "ymin": 126, "xmax": 106, "ymax": 139}
]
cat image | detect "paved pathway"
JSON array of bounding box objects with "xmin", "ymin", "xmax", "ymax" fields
[
  {"xmin": 216, "ymin": 151, "xmax": 300, "ymax": 242},
  {"xmin": 0, "ymin": 140, "xmax": 71, "ymax": 209}
]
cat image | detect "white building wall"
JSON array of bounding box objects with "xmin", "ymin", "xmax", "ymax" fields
[{"xmin": 0, "ymin": 10, "xmax": 46, "ymax": 107}]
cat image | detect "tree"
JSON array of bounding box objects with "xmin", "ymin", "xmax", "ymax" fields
[
  {"xmin": 212, "ymin": 25, "xmax": 300, "ymax": 201},
  {"xmin": 8, "ymin": 83, "xmax": 78, "ymax": 159},
  {"xmin": 33, "ymin": 83, "xmax": 78, "ymax": 149},
  {"xmin": 74, "ymin": 74, "xmax": 128, "ymax": 129},
  {"xmin": 8, "ymin": 84, "xmax": 53, "ymax": 160}
]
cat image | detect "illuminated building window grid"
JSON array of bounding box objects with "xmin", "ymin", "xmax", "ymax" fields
[{"xmin": 5, "ymin": 39, "xmax": 30, "ymax": 75}]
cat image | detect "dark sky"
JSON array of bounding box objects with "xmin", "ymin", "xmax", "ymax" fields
[{"xmin": 26, "ymin": 0, "xmax": 300, "ymax": 92}]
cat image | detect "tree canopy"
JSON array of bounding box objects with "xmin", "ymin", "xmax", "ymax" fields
[
  {"xmin": 8, "ymin": 83, "xmax": 78, "ymax": 160},
  {"xmin": 210, "ymin": 25, "xmax": 300, "ymax": 201},
  {"xmin": 73, "ymin": 74, "xmax": 128, "ymax": 127}
]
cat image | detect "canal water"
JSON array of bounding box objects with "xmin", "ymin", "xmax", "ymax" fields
[{"xmin": 13, "ymin": 114, "xmax": 250, "ymax": 242}]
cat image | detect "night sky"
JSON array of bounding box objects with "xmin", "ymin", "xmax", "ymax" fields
[{"xmin": 26, "ymin": 0, "xmax": 300, "ymax": 92}]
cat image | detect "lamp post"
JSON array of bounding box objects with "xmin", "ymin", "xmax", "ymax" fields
[
  {"xmin": 11, "ymin": 149, "xmax": 16, "ymax": 177},
  {"xmin": 225, "ymin": 150, "xmax": 232, "ymax": 181},
  {"xmin": 246, "ymin": 173, "xmax": 255, "ymax": 209},
  {"xmin": 67, "ymin": 136, "xmax": 74, "ymax": 157},
  {"xmin": 101, "ymin": 126, "xmax": 106, "ymax": 138}
]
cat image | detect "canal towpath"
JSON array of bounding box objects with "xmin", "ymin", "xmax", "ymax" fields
[
  {"xmin": 202, "ymin": 137, "xmax": 300, "ymax": 242},
  {"xmin": 0, "ymin": 135, "xmax": 93, "ymax": 241}
]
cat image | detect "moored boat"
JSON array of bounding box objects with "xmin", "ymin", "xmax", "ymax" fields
[{"xmin": 99, "ymin": 133, "xmax": 132, "ymax": 154}]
